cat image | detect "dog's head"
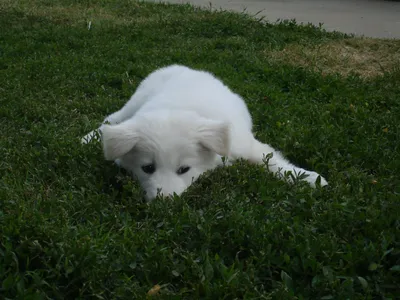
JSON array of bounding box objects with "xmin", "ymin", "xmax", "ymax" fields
[{"xmin": 101, "ymin": 111, "xmax": 230, "ymax": 200}]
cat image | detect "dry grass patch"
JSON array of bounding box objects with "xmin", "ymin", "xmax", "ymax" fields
[{"xmin": 267, "ymin": 38, "xmax": 400, "ymax": 78}]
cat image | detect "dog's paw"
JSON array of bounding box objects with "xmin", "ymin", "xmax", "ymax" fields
[
  {"xmin": 305, "ymin": 171, "xmax": 328, "ymax": 188},
  {"xmin": 81, "ymin": 131, "xmax": 95, "ymax": 144},
  {"xmin": 81, "ymin": 129, "xmax": 101, "ymax": 144}
]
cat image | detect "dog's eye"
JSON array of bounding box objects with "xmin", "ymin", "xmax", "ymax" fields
[
  {"xmin": 177, "ymin": 166, "xmax": 190, "ymax": 175},
  {"xmin": 141, "ymin": 164, "xmax": 156, "ymax": 174}
]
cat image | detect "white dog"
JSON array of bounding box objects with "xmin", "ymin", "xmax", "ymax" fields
[{"xmin": 82, "ymin": 65, "xmax": 327, "ymax": 199}]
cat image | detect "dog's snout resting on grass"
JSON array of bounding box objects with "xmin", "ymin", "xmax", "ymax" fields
[{"xmin": 82, "ymin": 65, "xmax": 327, "ymax": 199}]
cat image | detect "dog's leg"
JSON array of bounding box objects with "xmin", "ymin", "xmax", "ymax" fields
[
  {"xmin": 82, "ymin": 65, "xmax": 187, "ymax": 144},
  {"xmin": 81, "ymin": 89, "xmax": 149, "ymax": 144},
  {"xmin": 234, "ymin": 135, "xmax": 328, "ymax": 187}
]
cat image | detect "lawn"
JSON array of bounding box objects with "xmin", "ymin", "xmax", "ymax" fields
[{"xmin": 1, "ymin": 0, "xmax": 399, "ymax": 298}]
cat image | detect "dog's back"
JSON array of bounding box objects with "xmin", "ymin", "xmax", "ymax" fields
[{"xmin": 134, "ymin": 65, "xmax": 253, "ymax": 134}]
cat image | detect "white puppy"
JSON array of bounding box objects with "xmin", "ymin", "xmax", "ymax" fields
[{"xmin": 82, "ymin": 65, "xmax": 327, "ymax": 199}]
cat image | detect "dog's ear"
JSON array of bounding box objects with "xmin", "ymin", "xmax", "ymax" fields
[
  {"xmin": 197, "ymin": 120, "xmax": 230, "ymax": 156},
  {"xmin": 101, "ymin": 121, "xmax": 140, "ymax": 160}
]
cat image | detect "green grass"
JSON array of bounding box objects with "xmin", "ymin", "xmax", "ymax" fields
[{"xmin": 1, "ymin": 0, "xmax": 399, "ymax": 298}]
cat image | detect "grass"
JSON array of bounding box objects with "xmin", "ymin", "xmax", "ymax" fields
[
  {"xmin": 267, "ymin": 38, "xmax": 400, "ymax": 78},
  {"xmin": 0, "ymin": 0, "xmax": 399, "ymax": 298}
]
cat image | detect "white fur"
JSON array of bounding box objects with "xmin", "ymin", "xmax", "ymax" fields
[{"xmin": 82, "ymin": 65, "xmax": 327, "ymax": 200}]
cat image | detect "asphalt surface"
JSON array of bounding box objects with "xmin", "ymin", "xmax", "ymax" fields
[{"xmin": 153, "ymin": 0, "xmax": 400, "ymax": 38}]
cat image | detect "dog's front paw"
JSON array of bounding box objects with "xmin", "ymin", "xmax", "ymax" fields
[
  {"xmin": 81, "ymin": 129, "xmax": 102, "ymax": 144},
  {"xmin": 305, "ymin": 171, "xmax": 328, "ymax": 188}
]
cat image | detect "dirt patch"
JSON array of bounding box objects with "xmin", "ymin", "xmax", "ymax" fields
[{"xmin": 267, "ymin": 38, "xmax": 400, "ymax": 78}]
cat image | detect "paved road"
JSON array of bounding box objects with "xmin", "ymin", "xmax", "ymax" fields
[{"xmin": 155, "ymin": 0, "xmax": 400, "ymax": 39}]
